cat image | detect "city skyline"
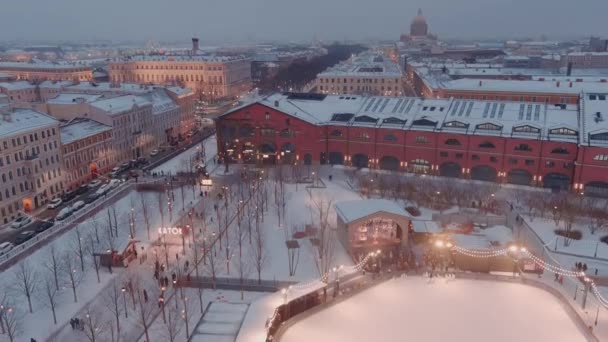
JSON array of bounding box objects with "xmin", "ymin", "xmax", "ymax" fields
[{"xmin": 1, "ymin": 0, "xmax": 608, "ymax": 43}]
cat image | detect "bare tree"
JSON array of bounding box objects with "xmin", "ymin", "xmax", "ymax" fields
[
  {"xmin": 309, "ymin": 198, "xmax": 335, "ymax": 279},
  {"xmin": 0, "ymin": 290, "xmax": 8, "ymax": 334},
  {"xmin": 82, "ymin": 306, "xmax": 106, "ymax": 342},
  {"xmin": 71, "ymin": 227, "xmax": 87, "ymax": 273},
  {"xmin": 13, "ymin": 261, "xmax": 38, "ymax": 313},
  {"xmin": 274, "ymin": 166, "xmax": 287, "ymax": 227},
  {"xmin": 91, "ymin": 217, "xmax": 101, "ymax": 244},
  {"xmin": 63, "ymin": 250, "xmax": 85, "ymax": 302},
  {"xmin": 162, "ymin": 304, "xmax": 182, "ymax": 342},
  {"xmin": 103, "ymin": 279, "xmax": 124, "ymax": 336},
  {"xmin": 135, "ymin": 281, "xmax": 157, "ymax": 342},
  {"xmin": 41, "ymin": 273, "xmax": 60, "ymax": 325},
  {"xmin": 44, "ymin": 245, "xmax": 62, "ymax": 291},
  {"xmin": 139, "ymin": 192, "xmax": 153, "ymax": 240},
  {"xmin": 206, "ymin": 237, "xmax": 219, "ymax": 289},
  {"xmin": 87, "ymin": 233, "xmax": 101, "ymax": 283},
  {"xmin": 252, "ymin": 209, "xmax": 268, "ymax": 284},
  {"xmin": 285, "ymin": 222, "xmax": 300, "ymax": 277},
  {"xmin": 1, "ymin": 302, "xmax": 23, "ymax": 342},
  {"xmin": 191, "ymin": 239, "xmax": 205, "ymax": 313}
]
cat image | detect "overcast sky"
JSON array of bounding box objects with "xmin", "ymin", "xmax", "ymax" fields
[{"xmin": 1, "ymin": 0, "xmax": 607, "ymax": 44}]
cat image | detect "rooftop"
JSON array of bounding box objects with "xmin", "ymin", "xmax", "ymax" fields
[
  {"xmin": 47, "ymin": 93, "xmax": 104, "ymax": 105},
  {"xmin": 138, "ymin": 90, "xmax": 178, "ymax": 115},
  {"xmin": 335, "ymin": 199, "xmax": 409, "ymax": 224},
  {"xmin": 0, "ymin": 80, "xmax": 36, "ymax": 91},
  {"xmin": 112, "ymin": 54, "xmax": 249, "ymax": 63},
  {"xmin": 440, "ymin": 78, "xmax": 608, "ymax": 95},
  {"xmin": 580, "ymin": 93, "xmax": 608, "ymax": 146},
  {"xmin": 318, "ymin": 52, "xmax": 402, "ymax": 78},
  {"xmin": 0, "ymin": 61, "xmax": 93, "ymax": 70},
  {"xmin": 60, "ymin": 118, "xmax": 112, "ymax": 145},
  {"xmin": 90, "ymin": 95, "xmax": 151, "ymax": 116},
  {"xmin": 225, "ymin": 92, "xmax": 583, "ymax": 143},
  {"xmin": 0, "ymin": 108, "xmax": 58, "ymax": 137}
]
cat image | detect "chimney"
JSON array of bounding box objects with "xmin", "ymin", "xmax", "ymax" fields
[
  {"xmin": 567, "ymin": 62, "xmax": 573, "ymax": 76},
  {"xmin": 556, "ymin": 81, "xmax": 560, "ymax": 87},
  {"xmin": 569, "ymin": 82, "xmax": 573, "ymax": 88},
  {"xmin": 274, "ymin": 100, "xmax": 279, "ymax": 107},
  {"xmin": 478, "ymin": 80, "xmax": 482, "ymax": 87},
  {"xmin": 192, "ymin": 37, "xmax": 199, "ymax": 54}
]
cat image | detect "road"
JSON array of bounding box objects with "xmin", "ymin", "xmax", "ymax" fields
[{"xmin": 0, "ymin": 127, "xmax": 215, "ymax": 246}]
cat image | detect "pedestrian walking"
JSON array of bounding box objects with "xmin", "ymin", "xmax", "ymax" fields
[
  {"xmin": 583, "ymin": 263, "xmax": 588, "ymax": 272},
  {"xmin": 554, "ymin": 272, "xmax": 559, "ymax": 282},
  {"xmin": 143, "ymin": 289, "xmax": 148, "ymax": 303},
  {"xmin": 70, "ymin": 318, "xmax": 75, "ymax": 330}
]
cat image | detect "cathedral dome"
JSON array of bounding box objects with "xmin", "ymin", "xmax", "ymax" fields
[{"xmin": 410, "ymin": 8, "xmax": 428, "ymax": 37}]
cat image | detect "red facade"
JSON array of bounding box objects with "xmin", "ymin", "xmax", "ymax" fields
[{"xmin": 217, "ymin": 103, "xmax": 608, "ymax": 195}]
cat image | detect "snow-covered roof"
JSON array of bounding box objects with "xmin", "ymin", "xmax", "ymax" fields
[
  {"xmin": 65, "ymin": 82, "xmax": 154, "ymax": 94},
  {"xmin": 225, "ymin": 93, "xmax": 580, "ymax": 141},
  {"xmin": 318, "ymin": 52, "xmax": 402, "ymax": 78},
  {"xmin": 441, "ymin": 78, "xmax": 608, "ymax": 95},
  {"xmin": 0, "ymin": 73, "xmax": 14, "ymax": 80},
  {"xmin": 90, "ymin": 95, "xmax": 151, "ymax": 116},
  {"xmin": 139, "ymin": 90, "xmax": 178, "ymax": 115},
  {"xmin": 60, "ymin": 118, "xmax": 111, "ymax": 145},
  {"xmin": 0, "ymin": 80, "xmax": 36, "ymax": 91},
  {"xmin": 0, "ymin": 108, "xmax": 58, "ymax": 136},
  {"xmin": 412, "ymin": 220, "xmax": 442, "ymax": 233},
  {"xmin": 38, "ymin": 80, "xmax": 75, "ymax": 89},
  {"xmin": 111, "ymin": 54, "xmax": 249, "ymax": 63},
  {"xmin": 47, "ymin": 93, "xmax": 104, "ymax": 104},
  {"xmin": 580, "ymin": 92, "xmax": 608, "ymax": 147},
  {"xmin": 165, "ymin": 86, "xmax": 194, "ymax": 97},
  {"xmin": 0, "ymin": 61, "xmax": 93, "ymax": 70},
  {"xmin": 335, "ymin": 199, "xmax": 409, "ymax": 224}
]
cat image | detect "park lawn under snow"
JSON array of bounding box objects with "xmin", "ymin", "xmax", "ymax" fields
[
  {"xmin": 280, "ymin": 277, "xmax": 587, "ymax": 342},
  {"xmin": 153, "ymin": 135, "xmax": 217, "ymax": 175}
]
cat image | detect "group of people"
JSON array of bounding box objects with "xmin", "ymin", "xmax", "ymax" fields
[{"xmin": 69, "ymin": 317, "xmax": 84, "ymax": 331}]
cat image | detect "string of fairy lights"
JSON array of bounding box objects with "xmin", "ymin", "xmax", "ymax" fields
[{"xmin": 266, "ymin": 243, "xmax": 608, "ymax": 338}]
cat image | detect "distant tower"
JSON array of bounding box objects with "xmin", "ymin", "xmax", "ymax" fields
[
  {"xmin": 410, "ymin": 8, "xmax": 429, "ymax": 37},
  {"xmin": 192, "ymin": 37, "xmax": 199, "ymax": 54}
]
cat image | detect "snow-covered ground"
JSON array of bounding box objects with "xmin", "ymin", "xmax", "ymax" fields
[
  {"xmin": 153, "ymin": 135, "xmax": 217, "ymax": 175},
  {"xmin": 280, "ymin": 277, "xmax": 587, "ymax": 342}
]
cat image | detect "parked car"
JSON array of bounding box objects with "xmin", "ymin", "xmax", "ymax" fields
[
  {"xmin": 137, "ymin": 157, "xmax": 148, "ymax": 165},
  {"xmin": 85, "ymin": 193, "xmax": 101, "ymax": 204},
  {"xmin": 75, "ymin": 184, "xmax": 89, "ymax": 195},
  {"xmin": 34, "ymin": 220, "xmax": 54, "ymax": 233},
  {"xmin": 47, "ymin": 198, "xmax": 63, "ymax": 209},
  {"xmin": 120, "ymin": 162, "xmax": 130, "ymax": 169},
  {"xmin": 110, "ymin": 167, "xmax": 122, "ymax": 178},
  {"xmin": 14, "ymin": 231, "xmax": 36, "ymax": 245},
  {"xmin": 108, "ymin": 179, "xmax": 121, "ymax": 189},
  {"xmin": 71, "ymin": 200, "xmax": 85, "ymax": 212},
  {"xmin": 88, "ymin": 179, "xmax": 102, "ymax": 188},
  {"xmin": 186, "ymin": 132, "xmax": 194, "ymax": 138},
  {"xmin": 200, "ymin": 118, "xmax": 214, "ymax": 126},
  {"xmin": 150, "ymin": 149, "xmax": 159, "ymax": 157},
  {"xmin": 56, "ymin": 207, "xmax": 73, "ymax": 221},
  {"xmin": 11, "ymin": 215, "xmax": 32, "ymax": 229},
  {"xmin": 61, "ymin": 191, "xmax": 77, "ymax": 202},
  {"xmin": 0, "ymin": 241, "xmax": 14, "ymax": 256}
]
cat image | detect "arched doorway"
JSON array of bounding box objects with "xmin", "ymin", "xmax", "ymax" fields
[
  {"xmin": 410, "ymin": 159, "xmax": 430, "ymax": 174},
  {"xmin": 259, "ymin": 142, "xmax": 277, "ymax": 165},
  {"xmin": 379, "ymin": 156, "xmax": 399, "ymax": 171},
  {"xmin": 585, "ymin": 181, "xmax": 608, "ymax": 198},
  {"xmin": 507, "ymin": 169, "xmax": 532, "ymax": 186},
  {"xmin": 352, "ymin": 153, "xmax": 369, "ymax": 169},
  {"xmin": 281, "ymin": 142, "xmax": 296, "ymax": 164},
  {"xmin": 471, "ymin": 165, "xmax": 497, "ymax": 182},
  {"xmin": 439, "ymin": 162, "xmax": 461, "ymax": 178},
  {"xmin": 303, "ymin": 154, "xmax": 313, "ymax": 166},
  {"xmin": 241, "ymin": 142, "xmax": 256, "ymax": 164},
  {"xmin": 543, "ymin": 173, "xmax": 570, "ymax": 191},
  {"xmin": 328, "ymin": 152, "xmax": 344, "ymax": 165}
]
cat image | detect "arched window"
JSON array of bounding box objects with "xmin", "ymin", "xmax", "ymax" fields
[
  {"xmin": 330, "ymin": 130, "xmax": 342, "ymax": 137},
  {"xmin": 384, "ymin": 134, "xmax": 397, "ymax": 141},
  {"xmin": 551, "ymin": 147, "xmax": 569, "ymax": 154},
  {"xmin": 479, "ymin": 141, "xmax": 496, "ymax": 149},
  {"xmin": 415, "ymin": 136, "xmax": 428, "ymax": 144},
  {"xmin": 593, "ymin": 154, "xmax": 608, "ymax": 161},
  {"xmin": 445, "ymin": 138, "xmax": 461, "ymax": 146}
]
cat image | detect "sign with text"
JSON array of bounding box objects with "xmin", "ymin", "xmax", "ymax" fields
[{"xmin": 158, "ymin": 227, "xmax": 184, "ymax": 235}]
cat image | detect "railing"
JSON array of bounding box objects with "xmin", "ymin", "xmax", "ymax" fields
[{"xmin": 0, "ymin": 181, "xmax": 134, "ymax": 270}]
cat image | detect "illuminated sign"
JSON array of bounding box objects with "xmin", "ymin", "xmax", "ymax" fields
[
  {"xmin": 201, "ymin": 179, "xmax": 213, "ymax": 186},
  {"xmin": 158, "ymin": 227, "xmax": 183, "ymax": 235}
]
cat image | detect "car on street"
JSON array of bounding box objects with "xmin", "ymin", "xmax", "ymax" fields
[
  {"xmin": 200, "ymin": 118, "xmax": 214, "ymax": 126},
  {"xmin": 120, "ymin": 162, "xmax": 130, "ymax": 169},
  {"xmin": 62, "ymin": 191, "xmax": 77, "ymax": 202},
  {"xmin": 88, "ymin": 179, "xmax": 102, "ymax": 188},
  {"xmin": 0, "ymin": 241, "xmax": 14, "ymax": 256},
  {"xmin": 47, "ymin": 198, "xmax": 63, "ymax": 209},
  {"xmin": 56, "ymin": 207, "xmax": 73, "ymax": 221},
  {"xmin": 150, "ymin": 149, "xmax": 159, "ymax": 157},
  {"xmin": 14, "ymin": 231, "xmax": 36, "ymax": 245},
  {"xmin": 71, "ymin": 200, "xmax": 85, "ymax": 212},
  {"xmin": 11, "ymin": 215, "xmax": 32, "ymax": 229},
  {"xmin": 85, "ymin": 193, "xmax": 101, "ymax": 204},
  {"xmin": 34, "ymin": 220, "xmax": 54, "ymax": 233},
  {"xmin": 110, "ymin": 167, "xmax": 122, "ymax": 178},
  {"xmin": 75, "ymin": 184, "xmax": 89, "ymax": 195},
  {"xmin": 108, "ymin": 179, "xmax": 121, "ymax": 189},
  {"xmin": 137, "ymin": 157, "xmax": 148, "ymax": 165}
]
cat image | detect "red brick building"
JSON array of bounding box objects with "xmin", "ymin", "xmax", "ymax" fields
[{"xmin": 217, "ymin": 93, "xmax": 608, "ymax": 197}]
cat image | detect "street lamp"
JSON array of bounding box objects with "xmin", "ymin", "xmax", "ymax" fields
[{"xmin": 121, "ymin": 287, "xmax": 128, "ymax": 318}]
